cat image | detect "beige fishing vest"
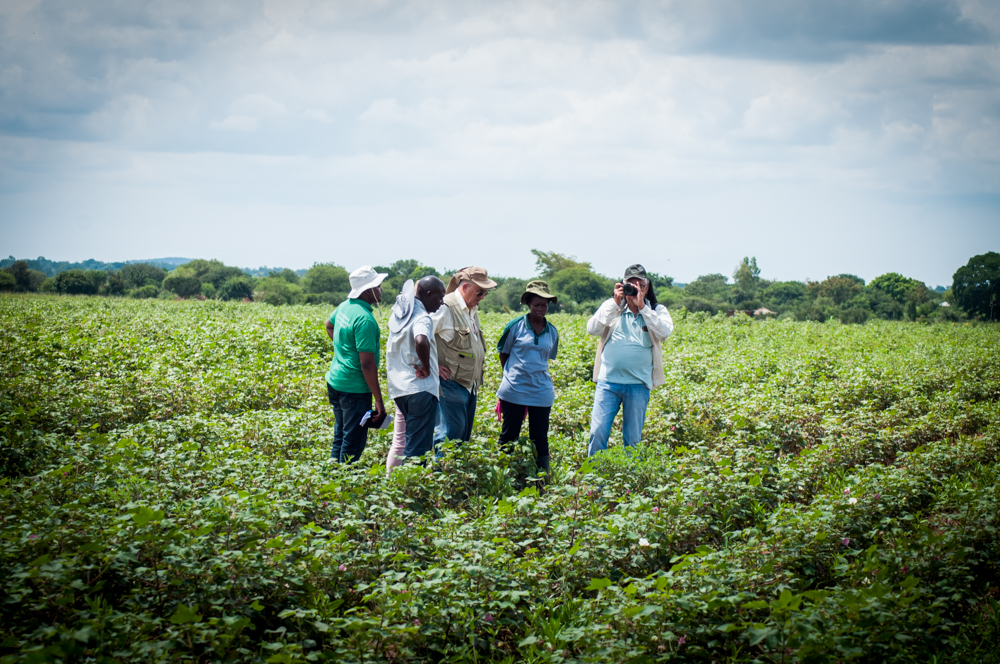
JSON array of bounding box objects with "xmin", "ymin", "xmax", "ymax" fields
[{"xmin": 436, "ymin": 292, "xmax": 486, "ymax": 391}]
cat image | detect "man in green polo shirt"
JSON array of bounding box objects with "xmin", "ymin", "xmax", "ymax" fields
[{"xmin": 325, "ymin": 265, "xmax": 388, "ymax": 463}]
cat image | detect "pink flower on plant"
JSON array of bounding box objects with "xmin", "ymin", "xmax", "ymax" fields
[
  {"xmin": 28, "ymin": 534, "xmax": 37, "ymax": 540},
  {"xmin": 841, "ymin": 538, "xmax": 850, "ymax": 546},
  {"xmin": 901, "ymin": 566, "xmax": 908, "ymax": 574},
  {"xmin": 413, "ymin": 619, "xmax": 421, "ymax": 626},
  {"xmin": 483, "ymin": 613, "xmax": 494, "ymax": 623},
  {"xmin": 843, "ymin": 488, "xmax": 850, "ymax": 495},
  {"xmin": 338, "ymin": 564, "xmax": 347, "ymax": 572},
  {"xmin": 678, "ymin": 635, "xmax": 686, "ymax": 645},
  {"xmin": 652, "ymin": 507, "xmax": 659, "ymax": 513}
]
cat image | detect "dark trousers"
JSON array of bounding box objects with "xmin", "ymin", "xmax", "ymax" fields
[
  {"xmin": 497, "ymin": 399, "xmax": 551, "ymax": 467},
  {"xmin": 327, "ymin": 383, "xmax": 371, "ymax": 463},
  {"xmin": 395, "ymin": 391, "xmax": 439, "ymax": 459}
]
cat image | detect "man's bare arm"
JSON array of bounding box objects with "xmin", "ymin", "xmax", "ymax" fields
[{"xmin": 358, "ymin": 352, "xmax": 385, "ymax": 417}]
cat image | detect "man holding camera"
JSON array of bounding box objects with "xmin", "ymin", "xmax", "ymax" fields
[{"xmin": 586, "ymin": 264, "xmax": 674, "ymax": 456}]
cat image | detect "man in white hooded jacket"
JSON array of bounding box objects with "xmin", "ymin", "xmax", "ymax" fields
[{"xmin": 586, "ymin": 264, "xmax": 674, "ymax": 456}]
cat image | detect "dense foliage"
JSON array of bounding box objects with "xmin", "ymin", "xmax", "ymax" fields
[
  {"xmin": 1, "ymin": 295, "xmax": 998, "ymax": 663},
  {"xmin": 952, "ymin": 252, "xmax": 1000, "ymax": 321},
  {"xmin": 7, "ymin": 250, "xmax": 993, "ymax": 323}
]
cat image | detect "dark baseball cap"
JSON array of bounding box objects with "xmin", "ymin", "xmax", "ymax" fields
[{"xmin": 623, "ymin": 264, "xmax": 648, "ymax": 281}]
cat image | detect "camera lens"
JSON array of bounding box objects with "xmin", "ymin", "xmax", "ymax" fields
[{"xmin": 622, "ymin": 283, "xmax": 637, "ymax": 296}]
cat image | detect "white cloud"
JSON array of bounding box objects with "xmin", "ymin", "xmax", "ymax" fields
[
  {"xmin": 211, "ymin": 115, "xmax": 260, "ymax": 132},
  {"xmin": 0, "ymin": 0, "xmax": 998, "ymax": 283},
  {"xmin": 303, "ymin": 108, "xmax": 333, "ymax": 122}
]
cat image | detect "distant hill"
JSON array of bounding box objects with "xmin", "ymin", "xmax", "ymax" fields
[
  {"xmin": 0, "ymin": 255, "xmax": 132, "ymax": 277},
  {"xmin": 1, "ymin": 255, "xmax": 308, "ymax": 278},
  {"xmin": 129, "ymin": 257, "xmax": 192, "ymax": 267},
  {"xmin": 2, "ymin": 255, "xmax": 190, "ymax": 276}
]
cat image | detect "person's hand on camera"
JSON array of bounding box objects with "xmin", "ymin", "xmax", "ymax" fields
[
  {"xmin": 613, "ymin": 282, "xmax": 625, "ymax": 306},
  {"xmin": 625, "ymin": 280, "xmax": 646, "ymax": 312}
]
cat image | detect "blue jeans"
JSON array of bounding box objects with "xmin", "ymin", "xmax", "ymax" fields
[
  {"xmin": 587, "ymin": 381, "xmax": 651, "ymax": 456},
  {"xmin": 433, "ymin": 379, "xmax": 477, "ymax": 448},
  {"xmin": 327, "ymin": 383, "xmax": 372, "ymax": 463},
  {"xmin": 395, "ymin": 391, "xmax": 439, "ymax": 459}
]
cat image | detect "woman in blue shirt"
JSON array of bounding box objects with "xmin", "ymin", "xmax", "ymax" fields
[{"xmin": 496, "ymin": 280, "xmax": 559, "ymax": 476}]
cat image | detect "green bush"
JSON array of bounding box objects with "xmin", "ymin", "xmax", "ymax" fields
[
  {"xmin": 257, "ymin": 276, "xmax": 303, "ymax": 306},
  {"xmin": 162, "ymin": 272, "xmax": 202, "ymax": 298},
  {"xmin": 218, "ymin": 276, "xmax": 254, "ymax": 301},
  {"xmin": 549, "ymin": 266, "xmax": 613, "ymax": 304},
  {"xmin": 121, "ymin": 263, "xmax": 167, "ymax": 289},
  {"xmin": 54, "ymin": 269, "xmax": 96, "ymax": 295},
  {"xmin": 303, "ymin": 291, "xmax": 346, "ymax": 306},
  {"xmin": 130, "ymin": 284, "xmax": 159, "ymax": 299},
  {"xmin": 303, "ymin": 263, "xmax": 350, "ymax": 295}
]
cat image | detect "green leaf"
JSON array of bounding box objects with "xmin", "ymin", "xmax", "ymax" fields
[
  {"xmin": 72, "ymin": 626, "xmax": 95, "ymax": 643},
  {"xmin": 585, "ymin": 578, "xmax": 613, "ymax": 591},
  {"xmin": 748, "ymin": 475, "xmax": 762, "ymax": 487},
  {"xmin": 900, "ymin": 576, "xmax": 919, "ymax": 590},
  {"xmin": 741, "ymin": 600, "xmax": 768, "ymax": 610},
  {"xmin": 519, "ymin": 635, "xmax": 539, "ymax": 647},
  {"xmin": 29, "ymin": 554, "xmax": 52, "ymax": 567},
  {"xmin": 131, "ymin": 506, "xmax": 165, "ymax": 527},
  {"xmin": 250, "ymin": 601, "xmax": 264, "ymax": 611},
  {"xmin": 170, "ymin": 603, "xmax": 202, "ymax": 625},
  {"xmin": 745, "ymin": 626, "xmax": 775, "ymax": 646}
]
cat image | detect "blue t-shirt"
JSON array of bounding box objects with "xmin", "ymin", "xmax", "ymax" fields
[
  {"xmin": 598, "ymin": 310, "xmax": 653, "ymax": 388},
  {"xmin": 496, "ymin": 316, "xmax": 559, "ymax": 407}
]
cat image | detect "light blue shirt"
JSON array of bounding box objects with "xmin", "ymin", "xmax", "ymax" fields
[
  {"xmin": 496, "ymin": 316, "xmax": 559, "ymax": 407},
  {"xmin": 598, "ymin": 310, "xmax": 653, "ymax": 388}
]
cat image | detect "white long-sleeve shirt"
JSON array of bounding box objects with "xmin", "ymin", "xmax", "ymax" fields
[{"xmin": 587, "ymin": 298, "xmax": 674, "ymax": 388}]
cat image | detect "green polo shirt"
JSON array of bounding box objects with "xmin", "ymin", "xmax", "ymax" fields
[{"xmin": 325, "ymin": 299, "xmax": 380, "ymax": 394}]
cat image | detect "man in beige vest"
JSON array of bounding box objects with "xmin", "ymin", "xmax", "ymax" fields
[{"xmin": 432, "ymin": 266, "xmax": 497, "ymax": 449}]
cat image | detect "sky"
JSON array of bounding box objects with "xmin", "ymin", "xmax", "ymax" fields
[{"xmin": 1, "ymin": 0, "xmax": 998, "ymax": 287}]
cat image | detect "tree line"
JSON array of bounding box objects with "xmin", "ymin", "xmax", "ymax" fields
[{"xmin": 2, "ymin": 250, "xmax": 997, "ymax": 321}]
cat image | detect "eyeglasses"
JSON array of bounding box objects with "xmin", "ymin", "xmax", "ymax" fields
[{"xmin": 475, "ymin": 288, "xmax": 487, "ymax": 299}]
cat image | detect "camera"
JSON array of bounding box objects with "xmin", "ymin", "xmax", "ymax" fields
[{"xmin": 622, "ymin": 283, "xmax": 638, "ymax": 297}]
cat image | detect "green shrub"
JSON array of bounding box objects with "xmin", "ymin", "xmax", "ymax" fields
[
  {"xmin": 218, "ymin": 276, "xmax": 254, "ymax": 301},
  {"xmin": 54, "ymin": 269, "xmax": 96, "ymax": 295},
  {"xmin": 130, "ymin": 284, "xmax": 159, "ymax": 299},
  {"xmin": 162, "ymin": 272, "xmax": 202, "ymax": 298}
]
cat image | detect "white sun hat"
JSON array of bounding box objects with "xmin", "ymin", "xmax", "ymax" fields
[
  {"xmin": 388, "ymin": 279, "xmax": 416, "ymax": 334},
  {"xmin": 348, "ymin": 265, "xmax": 388, "ymax": 299}
]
